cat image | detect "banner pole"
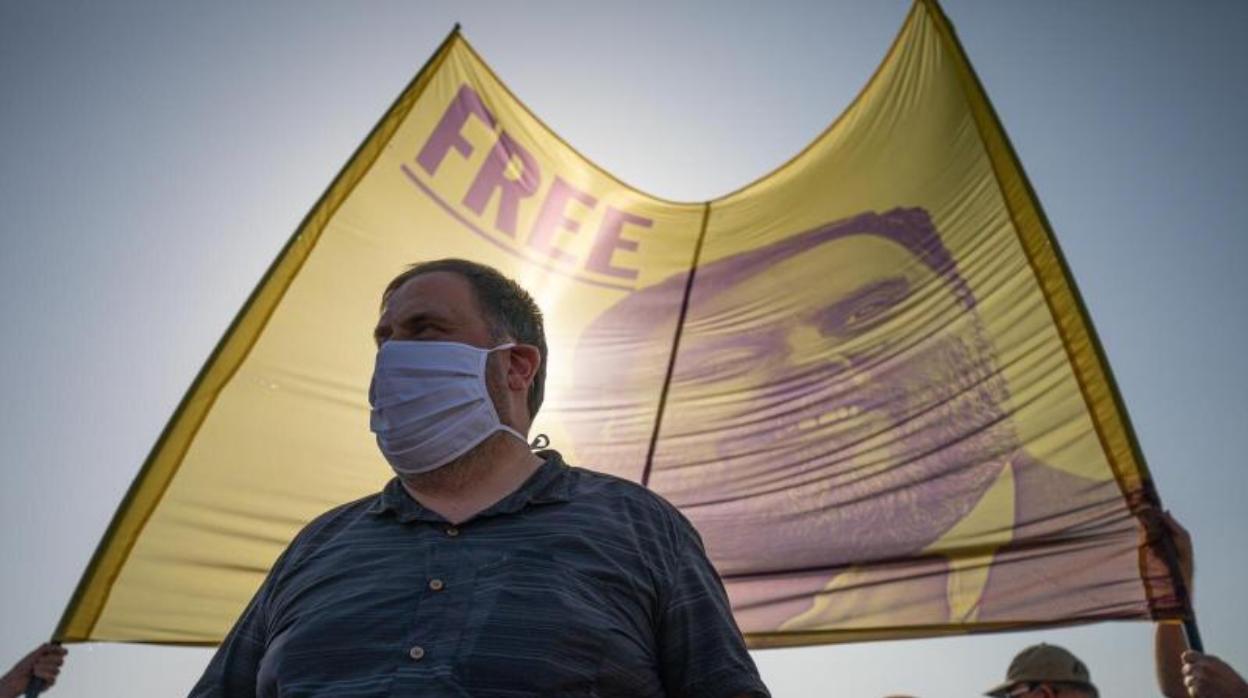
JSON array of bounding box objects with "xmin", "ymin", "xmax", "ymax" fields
[
  {"xmin": 1153, "ymin": 524, "xmax": 1204, "ymax": 652},
  {"xmin": 1184, "ymin": 617, "xmax": 1205, "ymax": 654}
]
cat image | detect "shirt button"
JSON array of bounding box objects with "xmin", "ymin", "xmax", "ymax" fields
[
  {"xmin": 428, "ymin": 578, "xmax": 445, "ymax": 592},
  {"xmin": 445, "ymin": 526, "xmax": 460, "ymax": 537},
  {"xmin": 408, "ymin": 645, "xmax": 425, "ymax": 661}
]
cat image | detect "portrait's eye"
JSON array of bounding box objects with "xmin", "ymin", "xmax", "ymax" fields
[
  {"xmin": 845, "ymin": 299, "xmax": 893, "ymax": 327},
  {"xmin": 677, "ymin": 338, "xmax": 778, "ymax": 385},
  {"xmin": 818, "ymin": 277, "xmax": 911, "ymax": 337}
]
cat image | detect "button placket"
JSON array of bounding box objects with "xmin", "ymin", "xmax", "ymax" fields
[{"xmin": 402, "ymin": 524, "xmax": 444, "ymax": 670}]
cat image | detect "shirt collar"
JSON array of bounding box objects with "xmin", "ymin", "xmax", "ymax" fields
[{"xmin": 366, "ymin": 449, "xmax": 575, "ymax": 524}]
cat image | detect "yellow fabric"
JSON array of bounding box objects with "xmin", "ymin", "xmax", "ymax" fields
[{"xmin": 55, "ymin": 0, "xmax": 1176, "ymax": 646}]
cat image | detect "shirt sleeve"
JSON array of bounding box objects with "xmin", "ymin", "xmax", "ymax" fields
[
  {"xmin": 186, "ymin": 549, "xmax": 286, "ymax": 698},
  {"xmin": 656, "ymin": 511, "xmax": 770, "ymax": 698}
]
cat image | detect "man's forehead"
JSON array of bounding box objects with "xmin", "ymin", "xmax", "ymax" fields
[
  {"xmin": 696, "ymin": 210, "xmax": 975, "ymax": 311},
  {"xmin": 382, "ymin": 271, "xmax": 477, "ymax": 317}
]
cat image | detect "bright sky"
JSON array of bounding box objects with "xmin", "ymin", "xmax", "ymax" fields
[{"xmin": 2, "ymin": 2, "xmax": 1245, "ymax": 696}]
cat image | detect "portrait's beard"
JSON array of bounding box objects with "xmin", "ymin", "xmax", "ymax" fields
[{"xmin": 650, "ymin": 319, "xmax": 1020, "ymax": 574}]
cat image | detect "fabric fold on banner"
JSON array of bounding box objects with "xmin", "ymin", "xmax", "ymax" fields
[{"xmin": 55, "ymin": 0, "xmax": 1189, "ymax": 647}]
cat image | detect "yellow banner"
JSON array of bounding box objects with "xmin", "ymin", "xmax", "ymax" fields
[{"xmin": 56, "ymin": 0, "xmax": 1185, "ymax": 646}]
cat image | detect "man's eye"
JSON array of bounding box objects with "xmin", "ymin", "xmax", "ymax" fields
[
  {"xmin": 405, "ymin": 321, "xmax": 433, "ymax": 336},
  {"xmin": 844, "ymin": 299, "xmax": 894, "ymax": 328},
  {"xmin": 678, "ymin": 340, "xmax": 775, "ymax": 384},
  {"xmin": 819, "ymin": 277, "xmax": 911, "ymax": 337}
]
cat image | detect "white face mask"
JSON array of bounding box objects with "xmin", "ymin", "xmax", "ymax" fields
[{"xmin": 369, "ymin": 340, "xmax": 526, "ymax": 476}]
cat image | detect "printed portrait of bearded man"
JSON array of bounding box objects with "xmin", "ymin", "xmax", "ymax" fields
[{"xmin": 554, "ymin": 207, "xmax": 1137, "ymax": 639}]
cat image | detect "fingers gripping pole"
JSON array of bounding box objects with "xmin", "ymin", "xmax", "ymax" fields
[
  {"xmin": 23, "ymin": 640, "xmax": 60, "ymax": 698},
  {"xmin": 1154, "ymin": 523, "xmax": 1204, "ymax": 653}
]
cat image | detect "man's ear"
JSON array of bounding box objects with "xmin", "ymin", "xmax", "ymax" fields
[{"xmin": 506, "ymin": 344, "xmax": 541, "ymax": 392}]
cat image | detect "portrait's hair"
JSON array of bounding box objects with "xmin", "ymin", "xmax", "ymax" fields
[
  {"xmin": 693, "ymin": 208, "xmax": 975, "ymax": 310},
  {"xmin": 383, "ymin": 258, "xmax": 548, "ymax": 418}
]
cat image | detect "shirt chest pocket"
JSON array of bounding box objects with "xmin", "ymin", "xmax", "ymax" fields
[{"xmin": 456, "ymin": 550, "xmax": 611, "ymax": 695}]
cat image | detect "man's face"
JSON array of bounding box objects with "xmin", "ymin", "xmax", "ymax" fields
[
  {"xmin": 654, "ymin": 233, "xmax": 1015, "ymax": 569},
  {"xmin": 568, "ymin": 220, "xmax": 1019, "ymax": 575},
  {"xmin": 1000, "ymin": 684, "xmax": 1094, "ymax": 698},
  {"xmin": 374, "ymin": 271, "xmax": 513, "ymax": 425}
]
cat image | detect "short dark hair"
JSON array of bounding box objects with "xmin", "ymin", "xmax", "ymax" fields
[{"xmin": 383, "ymin": 259, "xmax": 548, "ymax": 419}]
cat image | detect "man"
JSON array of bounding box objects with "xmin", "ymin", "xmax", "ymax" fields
[
  {"xmin": 190, "ymin": 259, "xmax": 769, "ymax": 697},
  {"xmin": 985, "ymin": 643, "xmax": 1098, "ymax": 698},
  {"xmin": 563, "ymin": 207, "xmax": 1138, "ymax": 634},
  {"xmin": 987, "ymin": 513, "xmax": 1245, "ymax": 698},
  {"xmin": 991, "ymin": 634, "xmax": 1248, "ymax": 698}
]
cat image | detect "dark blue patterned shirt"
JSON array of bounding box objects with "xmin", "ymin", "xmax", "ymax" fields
[{"xmin": 189, "ymin": 451, "xmax": 768, "ymax": 697}]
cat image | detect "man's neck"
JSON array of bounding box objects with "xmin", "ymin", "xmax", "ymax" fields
[{"xmin": 400, "ymin": 432, "xmax": 543, "ymax": 524}]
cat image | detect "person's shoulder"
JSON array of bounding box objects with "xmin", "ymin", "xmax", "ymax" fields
[
  {"xmin": 566, "ymin": 462, "xmax": 664, "ymax": 505},
  {"xmin": 305, "ymin": 491, "xmax": 383, "ymax": 531},
  {"xmin": 560, "ymin": 460, "xmax": 698, "ymax": 536},
  {"xmin": 279, "ymin": 489, "xmax": 387, "ymax": 563}
]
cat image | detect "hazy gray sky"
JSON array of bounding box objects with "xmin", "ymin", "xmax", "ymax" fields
[{"xmin": 2, "ymin": 2, "xmax": 1245, "ymax": 696}]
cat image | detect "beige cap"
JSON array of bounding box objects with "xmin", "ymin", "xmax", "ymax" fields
[{"xmin": 985, "ymin": 644, "xmax": 1098, "ymax": 697}]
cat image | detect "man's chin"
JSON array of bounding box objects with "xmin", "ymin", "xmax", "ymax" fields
[
  {"xmin": 399, "ymin": 432, "xmax": 518, "ymax": 491},
  {"xmin": 649, "ymin": 403, "xmax": 1017, "ymax": 570}
]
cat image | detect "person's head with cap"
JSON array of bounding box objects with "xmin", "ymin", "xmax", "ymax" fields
[{"xmin": 986, "ymin": 644, "xmax": 1099, "ymax": 698}]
